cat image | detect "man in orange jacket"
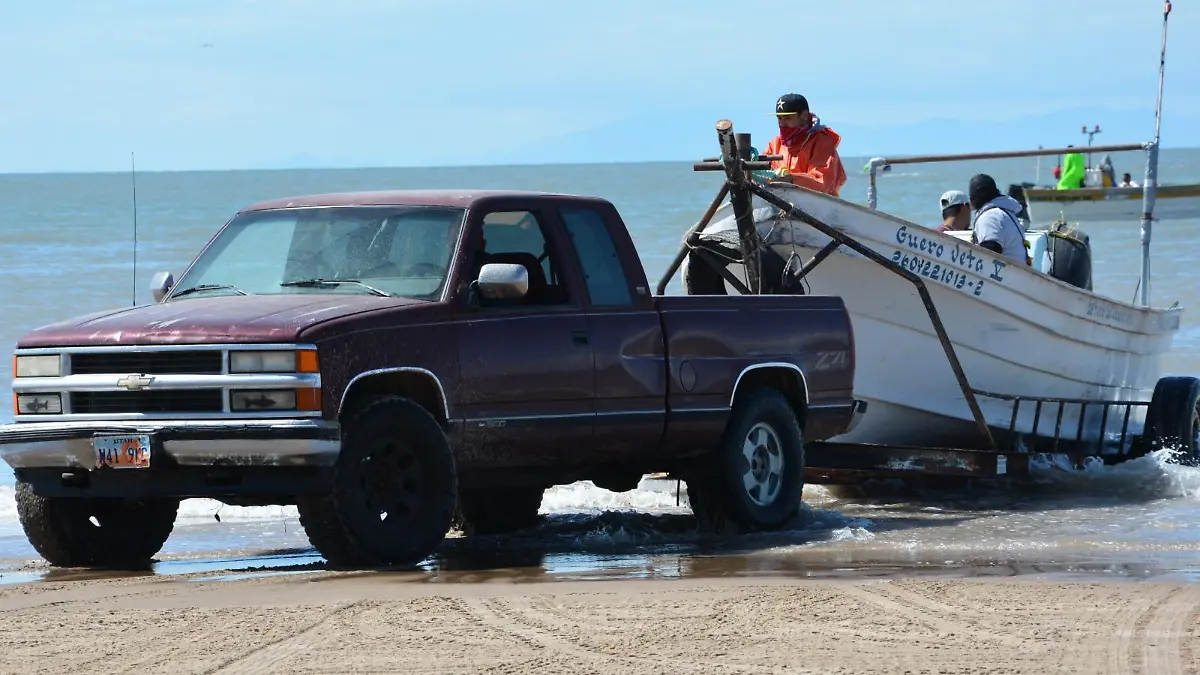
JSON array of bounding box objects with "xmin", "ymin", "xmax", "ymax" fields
[{"xmin": 761, "ymin": 93, "xmax": 848, "ymax": 198}]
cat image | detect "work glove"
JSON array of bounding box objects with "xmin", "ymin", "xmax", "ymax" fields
[{"xmin": 752, "ymin": 168, "xmax": 791, "ymax": 185}]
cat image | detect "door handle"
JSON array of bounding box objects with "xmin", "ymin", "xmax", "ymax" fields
[{"xmin": 571, "ymin": 330, "xmax": 589, "ymax": 346}]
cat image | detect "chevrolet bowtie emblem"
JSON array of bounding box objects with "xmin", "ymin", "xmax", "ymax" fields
[{"xmin": 116, "ymin": 374, "xmax": 155, "ymax": 391}]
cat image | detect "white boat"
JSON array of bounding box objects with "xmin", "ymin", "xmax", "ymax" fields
[
  {"xmin": 681, "ymin": 181, "xmax": 1184, "ymax": 451},
  {"xmin": 670, "ymin": 4, "xmax": 1194, "ymax": 459}
]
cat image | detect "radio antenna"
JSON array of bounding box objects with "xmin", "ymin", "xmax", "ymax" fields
[{"xmin": 131, "ymin": 151, "xmax": 138, "ymax": 307}]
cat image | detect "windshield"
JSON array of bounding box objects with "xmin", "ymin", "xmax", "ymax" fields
[{"xmin": 169, "ymin": 205, "xmax": 466, "ymax": 300}]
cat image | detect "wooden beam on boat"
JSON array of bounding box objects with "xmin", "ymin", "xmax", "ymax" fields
[
  {"xmin": 699, "ymin": 154, "xmax": 783, "ymax": 163},
  {"xmin": 715, "ymin": 121, "xmax": 762, "ymax": 294},
  {"xmin": 874, "ymin": 142, "xmax": 1146, "ymax": 166},
  {"xmin": 693, "ymin": 160, "xmax": 775, "ymax": 171}
]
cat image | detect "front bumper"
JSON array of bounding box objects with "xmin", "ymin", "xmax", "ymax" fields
[{"xmin": 0, "ymin": 418, "xmax": 341, "ymax": 470}]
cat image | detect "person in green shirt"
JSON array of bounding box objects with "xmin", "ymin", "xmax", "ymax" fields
[{"xmin": 1057, "ymin": 145, "xmax": 1086, "ymax": 189}]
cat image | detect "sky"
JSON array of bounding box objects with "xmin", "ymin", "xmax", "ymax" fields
[{"xmin": 2, "ymin": 0, "xmax": 1198, "ymax": 173}]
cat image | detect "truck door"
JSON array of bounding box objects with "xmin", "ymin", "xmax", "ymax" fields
[
  {"xmin": 453, "ymin": 207, "xmax": 596, "ymax": 467},
  {"xmin": 555, "ymin": 204, "xmax": 667, "ymax": 463}
]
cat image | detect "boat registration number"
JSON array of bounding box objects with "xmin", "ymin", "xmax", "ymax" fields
[{"xmin": 93, "ymin": 435, "xmax": 152, "ymax": 469}]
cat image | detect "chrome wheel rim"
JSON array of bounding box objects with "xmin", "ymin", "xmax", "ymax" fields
[{"xmin": 741, "ymin": 422, "xmax": 784, "ymax": 507}]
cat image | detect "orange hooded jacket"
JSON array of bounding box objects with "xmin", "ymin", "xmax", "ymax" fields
[{"xmin": 763, "ymin": 117, "xmax": 848, "ymax": 197}]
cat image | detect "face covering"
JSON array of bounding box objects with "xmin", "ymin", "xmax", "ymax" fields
[{"xmin": 778, "ymin": 117, "xmax": 812, "ymax": 146}]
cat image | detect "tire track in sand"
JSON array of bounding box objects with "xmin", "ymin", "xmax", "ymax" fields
[
  {"xmin": 1140, "ymin": 585, "xmax": 1200, "ymax": 675},
  {"xmin": 458, "ymin": 596, "xmax": 627, "ymax": 667},
  {"xmin": 837, "ymin": 582, "xmax": 1027, "ymax": 648},
  {"xmin": 1111, "ymin": 585, "xmax": 1177, "ymax": 675},
  {"xmin": 202, "ymin": 601, "xmax": 363, "ymax": 675},
  {"xmin": 1181, "ymin": 600, "xmax": 1200, "ymax": 675},
  {"xmin": 457, "ymin": 596, "xmax": 758, "ymax": 674}
]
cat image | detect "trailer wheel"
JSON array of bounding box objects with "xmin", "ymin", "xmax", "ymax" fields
[
  {"xmin": 297, "ymin": 396, "xmax": 457, "ymax": 568},
  {"xmin": 1145, "ymin": 376, "xmax": 1200, "ymax": 466},
  {"xmin": 687, "ymin": 388, "xmax": 804, "ymax": 533},
  {"xmin": 452, "ymin": 487, "xmax": 544, "ymax": 536},
  {"xmin": 15, "ymin": 483, "xmax": 178, "ymax": 569}
]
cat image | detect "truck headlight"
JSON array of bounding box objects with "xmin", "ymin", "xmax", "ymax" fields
[
  {"xmin": 14, "ymin": 355, "xmax": 61, "ymax": 378},
  {"xmin": 229, "ymin": 349, "xmax": 318, "ymax": 374},
  {"xmin": 16, "ymin": 394, "xmax": 62, "ymax": 414}
]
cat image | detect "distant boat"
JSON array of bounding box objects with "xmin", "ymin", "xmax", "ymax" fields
[
  {"xmin": 1021, "ymin": 150, "xmax": 1200, "ymax": 223},
  {"xmin": 1022, "ymin": 181, "xmax": 1200, "ymax": 223}
]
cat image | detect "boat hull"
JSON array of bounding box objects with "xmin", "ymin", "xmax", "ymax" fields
[{"xmin": 689, "ymin": 184, "xmax": 1184, "ymax": 451}]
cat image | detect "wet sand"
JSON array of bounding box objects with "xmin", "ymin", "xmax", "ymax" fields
[
  {"xmin": 2, "ymin": 466, "xmax": 1200, "ymax": 673},
  {"xmin": 1, "ymin": 568, "xmax": 1198, "ymax": 674}
]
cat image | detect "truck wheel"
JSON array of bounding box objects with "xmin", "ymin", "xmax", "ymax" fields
[
  {"xmin": 453, "ymin": 487, "xmax": 544, "ymax": 536},
  {"xmin": 297, "ymin": 396, "xmax": 457, "ymax": 568},
  {"xmin": 1144, "ymin": 376, "xmax": 1200, "ymax": 466},
  {"xmin": 15, "ymin": 482, "xmax": 177, "ymax": 569},
  {"xmin": 686, "ymin": 388, "xmax": 804, "ymax": 533}
]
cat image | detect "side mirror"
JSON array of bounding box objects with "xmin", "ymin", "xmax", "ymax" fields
[
  {"xmin": 477, "ymin": 263, "xmax": 528, "ymax": 300},
  {"xmin": 150, "ymin": 271, "xmax": 174, "ymax": 303}
]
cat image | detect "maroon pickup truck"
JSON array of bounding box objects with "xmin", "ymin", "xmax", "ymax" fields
[{"xmin": 1, "ymin": 189, "xmax": 859, "ymax": 569}]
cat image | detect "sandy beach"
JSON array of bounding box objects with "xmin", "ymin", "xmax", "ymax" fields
[{"xmin": 0, "ymin": 570, "xmax": 1196, "ymax": 674}]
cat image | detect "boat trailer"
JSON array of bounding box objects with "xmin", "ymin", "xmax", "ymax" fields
[{"xmin": 656, "ymin": 119, "xmax": 1160, "ymax": 485}]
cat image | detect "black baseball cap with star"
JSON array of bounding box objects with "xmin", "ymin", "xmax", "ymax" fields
[{"xmin": 775, "ymin": 93, "xmax": 809, "ymax": 116}]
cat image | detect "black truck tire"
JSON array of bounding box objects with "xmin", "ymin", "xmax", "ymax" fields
[
  {"xmin": 686, "ymin": 387, "xmax": 805, "ymax": 533},
  {"xmin": 453, "ymin": 487, "xmax": 545, "ymax": 536},
  {"xmin": 682, "ymin": 249, "xmax": 730, "ymax": 296},
  {"xmin": 297, "ymin": 396, "xmax": 458, "ymax": 568},
  {"xmin": 1144, "ymin": 376, "xmax": 1200, "ymax": 466},
  {"xmin": 16, "ymin": 482, "xmax": 178, "ymax": 569}
]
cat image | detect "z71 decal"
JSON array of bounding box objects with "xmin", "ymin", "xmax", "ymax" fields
[{"xmin": 814, "ymin": 350, "xmax": 850, "ymax": 371}]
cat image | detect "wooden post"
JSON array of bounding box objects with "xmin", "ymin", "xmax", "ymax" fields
[{"xmin": 716, "ymin": 120, "xmax": 761, "ymax": 294}]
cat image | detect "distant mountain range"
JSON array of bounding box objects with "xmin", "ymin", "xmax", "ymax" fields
[{"xmin": 478, "ymin": 106, "xmax": 1200, "ymax": 167}]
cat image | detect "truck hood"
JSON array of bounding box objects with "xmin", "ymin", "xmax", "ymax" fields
[{"xmin": 17, "ymin": 294, "xmax": 425, "ymax": 348}]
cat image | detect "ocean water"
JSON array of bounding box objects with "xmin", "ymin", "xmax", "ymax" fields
[{"xmin": 3, "ymin": 149, "xmax": 1200, "ymax": 577}]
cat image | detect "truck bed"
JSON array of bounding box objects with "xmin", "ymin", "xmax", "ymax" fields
[{"xmin": 654, "ymin": 293, "xmax": 856, "ymax": 443}]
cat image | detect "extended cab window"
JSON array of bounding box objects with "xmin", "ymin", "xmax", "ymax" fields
[
  {"xmin": 559, "ymin": 206, "xmax": 632, "ymax": 307},
  {"xmin": 476, "ymin": 211, "xmax": 570, "ymax": 306}
]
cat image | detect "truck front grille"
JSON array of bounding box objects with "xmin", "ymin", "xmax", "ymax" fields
[
  {"xmin": 70, "ymin": 351, "xmax": 224, "ymax": 375},
  {"xmin": 70, "ymin": 390, "xmax": 224, "ymax": 414}
]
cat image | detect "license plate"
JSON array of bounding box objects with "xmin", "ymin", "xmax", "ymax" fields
[{"xmin": 93, "ymin": 435, "xmax": 151, "ymax": 469}]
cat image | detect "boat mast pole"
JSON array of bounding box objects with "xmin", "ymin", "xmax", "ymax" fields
[
  {"xmin": 1139, "ymin": 1, "xmax": 1171, "ymax": 307},
  {"xmin": 865, "ymin": 158, "xmax": 886, "ymax": 210}
]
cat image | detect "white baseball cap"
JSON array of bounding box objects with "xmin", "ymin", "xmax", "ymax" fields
[{"xmin": 939, "ymin": 190, "xmax": 969, "ymax": 209}]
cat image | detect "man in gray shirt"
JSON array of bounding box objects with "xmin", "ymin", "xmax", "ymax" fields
[{"xmin": 968, "ymin": 173, "xmax": 1029, "ymax": 266}]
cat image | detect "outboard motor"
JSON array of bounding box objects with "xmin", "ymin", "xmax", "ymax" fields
[{"xmin": 1046, "ymin": 220, "xmax": 1094, "ymax": 290}]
